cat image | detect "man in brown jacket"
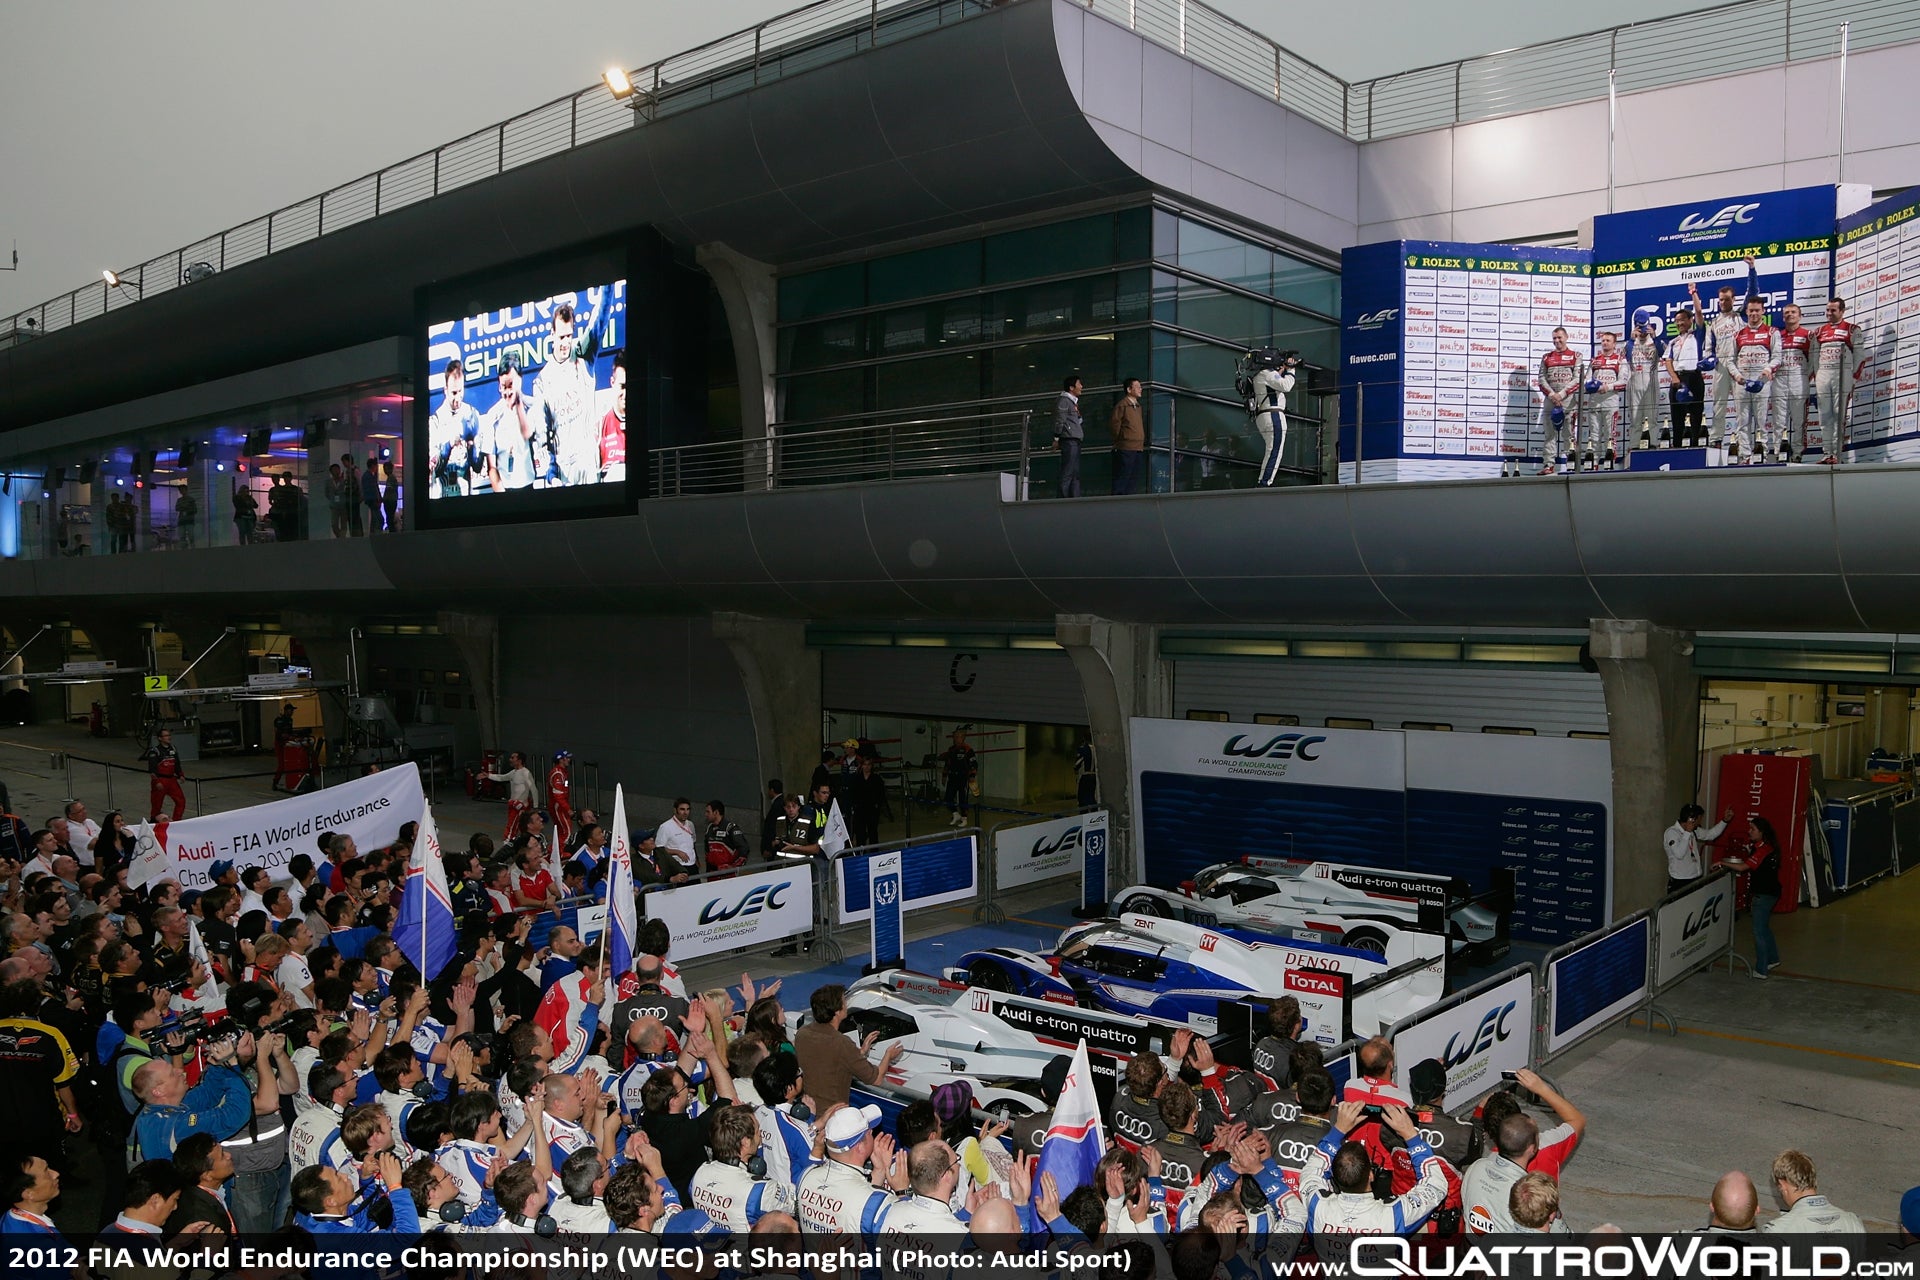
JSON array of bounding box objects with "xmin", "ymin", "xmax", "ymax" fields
[
  {"xmin": 792, "ymin": 983, "xmax": 901, "ymax": 1109},
  {"xmin": 1109, "ymin": 377, "xmax": 1146, "ymax": 495}
]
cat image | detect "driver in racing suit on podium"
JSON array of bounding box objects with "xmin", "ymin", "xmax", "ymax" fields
[
  {"xmin": 1534, "ymin": 328, "xmax": 1583, "ymax": 476},
  {"xmin": 1582, "ymin": 332, "xmax": 1628, "ymax": 471},
  {"xmin": 1728, "ymin": 294, "xmax": 1781, "ymax": 464}
]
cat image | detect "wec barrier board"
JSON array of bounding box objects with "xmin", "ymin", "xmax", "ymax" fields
[
  {"xmin": 640, "ymin": 862, "xmax": 814, "ymax": 962},
  {"xmin": 1388, "ymin": 966, "xmax": 1535, "ymax": 1112},
  {"xmin": 837, "ymin": 834, "xmax": 977, "ymax": 924},
  {"xmin": 1654, "ymin": 872, "xmax": 1734, "ymax": 989},
  {"xmin": 1543, "ymin": 914, "xmax": 1651, "ymax": 1056},
  {"xmin": 994, "ymin": 809, "xmax": 1108, "ymax": 892}
]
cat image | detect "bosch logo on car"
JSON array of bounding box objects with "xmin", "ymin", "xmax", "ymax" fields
[
  {"xmin": 1031, "ymin": 826, "xmax": 1082, "ymax": 859},
  {"xmin": 1221, "ymin": 732, "xmax": 1327, "ymax": 761},
  {"xmin": 1441, "ymin": 1000, "xmax": 1518, "ymax": 1069},
  {"xmin": 696, "ymin": 880, "xmax": 793, "ymax": 925},
  {"xmin": 1678, "ymin": 202, "xmax": 1759, "ymax": 233}
]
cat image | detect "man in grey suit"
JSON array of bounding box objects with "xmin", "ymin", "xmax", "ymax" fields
[{"xmin": 1054, "ymin": 374, "xmax": 1084, "ymax": 497}]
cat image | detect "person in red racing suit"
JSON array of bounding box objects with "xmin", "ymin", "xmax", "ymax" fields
[
  {"xmin": 547, "ymin": 751, "xmax": 574, "ymax": 857},
  {"xmin": 145, "ymin": 727, "xmax": 188, "ymax": 821}
]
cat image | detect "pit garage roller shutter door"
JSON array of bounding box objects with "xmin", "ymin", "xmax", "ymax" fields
[
  {"xmin": 821, "ymin": 648, "xmax": 1088, "ymax": 725},
  {"xmin": 1173, "ymin": 659, "xmax": 1607, "ymax": 737}
]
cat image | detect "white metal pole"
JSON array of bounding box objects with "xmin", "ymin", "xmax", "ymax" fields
[
  {"xmin": 1607, "ymin": 69, "xmax": 1617, "ymax": 214},
  {"xmin": 1836, "ymin": 22, "xmax": 1850, "ymax": 184}
]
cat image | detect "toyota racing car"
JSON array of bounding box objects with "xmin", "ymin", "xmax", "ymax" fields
[
  {"xmin": 953, "ymin": 912, "xmax": 1447, "ymax": 1040},
  {"xmin": 1112, "ymin": 856, "xmax": 1510, "ymax": 962}
]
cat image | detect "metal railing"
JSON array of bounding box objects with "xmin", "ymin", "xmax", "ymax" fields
[
  {"xmin": 649, "ymin": 409, "xmax": 1035, "ymax": 497},
  {"xmin": 2, "ymin": 0, "xmax": 994, "ymax": 341},
  {"xmin": 9, "ymin": 0, "xmax": 1917, "ymax": 344}
]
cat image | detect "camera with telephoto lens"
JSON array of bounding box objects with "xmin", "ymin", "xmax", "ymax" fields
[{"xmin": 157, "ymin": 1011, "xmax": 239, "ymax": 1050}]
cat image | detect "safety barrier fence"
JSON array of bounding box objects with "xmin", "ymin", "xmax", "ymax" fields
[
  {"xmin": 14, "ymin": 0, "xmax": 1913, "ymax": 346},
  {"xmin": 54, "ymin": 750, "xmax": 351, "ymax": 822},
  {"xmin": 980, "ymin": 806, "xmax": 1109, "ymax": 923},
  {"xmin": 1374, "ymin": 871, "xmax": 1744, "ymax": 1115}
]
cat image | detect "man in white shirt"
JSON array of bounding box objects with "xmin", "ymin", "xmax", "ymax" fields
[
  {"xmin": 654, "ymin": 798, "xmax": 698, "ymax": 874},
  {"xmin": 1662, "ymin": 803, "xmax": 1731, "ymax": 894},
  {"xmin": 274, "ymin": 921, "xmax": 317, "ymax": 1009},
  {"xmin": 1762, "ymin": 1150, "xmax": 1864, "ymax": 1233},
  {"xmin": 1663, "ymin": 309, "xmax": 1705, "ymax": 448},
  {"xmin": 63, "ymin": 800, "xmax": 101, "ymax": 869}
]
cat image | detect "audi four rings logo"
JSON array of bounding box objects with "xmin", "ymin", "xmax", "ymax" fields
[
  {"xmin": 1441, "ymin": 999, "xmax": 1518, "ymax": 1069},
  {"xmin": 1221, "ymin": 733, "xmax": 1327, "ymax": 760},
  {"xmin": 1031, "ymin": 826, "xmax": 1082, "ymax": 859},
  {"xmin": 695, "ymin": 881, "xmax": 793, "ymax": 924},
  {"xmin": 1677, "ymin": 202, "xmax": 1760, "ymax": 232}
]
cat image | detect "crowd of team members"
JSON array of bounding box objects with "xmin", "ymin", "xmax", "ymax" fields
[
  {"xmin": 0, "ymin": 799, "xmax": 1903, "ymax": 1272},
  {"xmin": 1530, "ymin": 258, "xmax": 1862, "ymax": 475}
]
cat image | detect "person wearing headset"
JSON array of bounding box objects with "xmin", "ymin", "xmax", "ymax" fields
[
  {"xmin": 291, "ymin": 1150, "xmax": 420, "ymax": 1234},
  {"xmin": 690, "ymin": 1102, "xmax": 796, "ymax": 1231}
]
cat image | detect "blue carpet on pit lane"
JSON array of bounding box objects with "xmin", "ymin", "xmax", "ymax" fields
[{"xmin": 765, "ymin": 900, "xmax": 1082, "ymax": 1012}]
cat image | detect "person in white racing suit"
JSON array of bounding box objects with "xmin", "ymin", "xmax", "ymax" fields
[
  {"xmin": 796, "ymin": 1104, "xmax": 897, "ymax": 1242},
  {"xmin": 1689, "ymin": 259, "xmax": 1760, "ymax": 446},
  {"xmin": 1299, "ymin": 1100, "xmax": 1448, "ymax": 1240},
  {"xmin": 1534, "ymin": 328, "xmax": 1583, "ymax": 475},
  {"xmin": 1771, "ymin": 302, "xmax": 1813, "ymax": 463},
  {"xmin": 690, "ymin": 1102, "xmax": 796, "ymax": 1232},
  {"xmin": 1812, "ymin": 297, "xmax": 1860, "ymax": 464},
  {"xmin": 1727, "ymin": 294, "xmax": 1781, "ymax": 464},
  {"xmin": 1241, "ymin": 348, "xmax": 1301, "ymax": 487},
  {"xmin": 1625, "ymin": 311, "xmax": 1667, "ymax": 450},
  {"xmin": 1581, "ymin": 332, "xmax": 1629, "ymax": 470}
]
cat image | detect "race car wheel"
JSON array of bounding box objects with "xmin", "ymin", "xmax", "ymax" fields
[
  {"xmin": 1116, "ymin": 893, "xmax": 1170, "ymax": 918},
  {"xmin": 1342, "ymin": 926, "xmax": 1390, "ymax": 957},
  {"xmin": 967, "ymin": 959, "xmax": 1014, "ymax": 992}
]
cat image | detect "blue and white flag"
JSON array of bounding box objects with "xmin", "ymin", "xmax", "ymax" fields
[
  {"xmin": 395, "ymin": 800, "xmax": 458, "ymax": 982},
  {"xmin": 605, "ymin": 783, "xmax": 637, "ymax": 986},
  {"xmin": 1036, "ymin": 1039, "xmax": 1106, "ymax": 1199}
]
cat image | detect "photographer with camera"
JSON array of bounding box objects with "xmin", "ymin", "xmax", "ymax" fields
[
  {"xmin": 128, "ymin": 1030, "xmax": 258, "ymax": 1163},
  {"xmin": 1241, "ymin": 348, "xmax": 1302, "ymax": 487}
]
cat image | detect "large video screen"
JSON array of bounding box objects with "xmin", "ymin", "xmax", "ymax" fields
[{"xmin": 422, "ymin": 280, "xmax": 628, "ymax": 505}]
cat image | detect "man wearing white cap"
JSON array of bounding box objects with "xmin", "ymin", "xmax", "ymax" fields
[{"xmin": 795, "ymin": 1104, "xmax": 898, "ymax": 1240}]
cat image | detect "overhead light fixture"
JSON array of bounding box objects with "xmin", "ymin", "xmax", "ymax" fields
[
  {"xmin": 102, "ymin": 269, "xmax": 122, "ymax": 286},
  {"xmin": 103, "ymin": 268, "xmax": 143, "ymax": 298},
  {"xmin": 603, "ymin": 66, "xmax": 635, "ymax": 99}
]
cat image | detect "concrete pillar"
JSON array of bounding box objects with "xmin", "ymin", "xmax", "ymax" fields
[
  {"xmin": 282, "ymin": 612, "xmax": 357, "ymax": 757},
  {"xmin": 1054, "ymin": 614, "xmax": 1171, "ymax": 892},
  {"xmin": 437, "ymin": 612, "xmax": 501, "ymax": 750},
  {"xmin": 1588, "ymin": 619, "xmax": 1698, "ymax": 916},
  {"xmin": 695, "ymin": 242, "xmax": 777, "ymax": 489},
  {"xmin": 712, "ymin": 613, "xmax": 819, "ymax": 805}
]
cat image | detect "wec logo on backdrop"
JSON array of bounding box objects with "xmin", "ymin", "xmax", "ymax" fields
[
  {"xmin": 1221, "ymin": 733, "xmax": 1327, "ymax": 761},
  {"xmin": 1678, "ymin": 203, "xmax": 1760, "ymax": 233},
  {"xmin": 1442, "ymin": 1000, "xmax": 1518, "ymax": 1069},
  {"xmin": 696, "ymin": 881, "xmax": 793, "ymax": 924}
]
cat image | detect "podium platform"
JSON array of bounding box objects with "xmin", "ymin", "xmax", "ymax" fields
[{"xmin": 1626, "ymin": 445, "xmax": 1727, "ymax": 472}]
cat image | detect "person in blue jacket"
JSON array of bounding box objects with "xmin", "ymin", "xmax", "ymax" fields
[{"xmin": 128, "ymin": 1033, "xmax": 256, "ymax": 1163}]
